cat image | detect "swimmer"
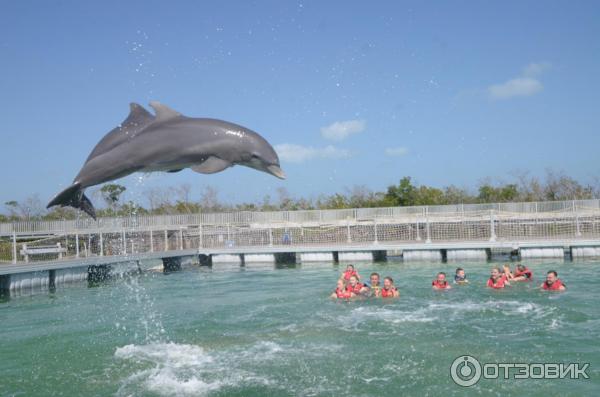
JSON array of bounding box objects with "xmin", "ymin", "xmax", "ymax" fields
[
  {"xmin": 512, "ymin": 264, "xmax": 533, "ymax": 282},
  {"xmin": 432, "ymin": 272, "xmax": 452, "ymax": 290},
  {"xmin": 331, "ymin": 279, "xmax": 354, "ymax": 299},
  {"xmin": 454, "ymin": 267, "xmax": 469, "ymax": 284},
  {"xmin": 502, "ymin": 264, "xmax": 514, "ymax": 280},
  {"xmin": 341, "ymin": 264, "xmax": 360, "ymax": 281},
  {"xmin": 346, "ymin": 275, "xmax": 368, "ymax": 295},
  {"xmin": 381, "ymin": 276, "xmax": 399, "ymax": 298},
  {"xmin": 487, "ymin": 267, "xmax": 510, "ymax": 289},
  {"xmin": 541, "ymin": 270, "xmax": 566, "ymax": 291},
  {"xmin": 365, "ymin": 272, "xmax": 382, "ymax": 297}
]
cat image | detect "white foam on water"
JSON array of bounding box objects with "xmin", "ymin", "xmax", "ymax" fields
[
  {"xmin": 115, "ymin": 341, "xmax": 277, "ymax": 396},
  {"xmin": 115, "ymin": 343, "xmax": 222, "ymax": 396}
]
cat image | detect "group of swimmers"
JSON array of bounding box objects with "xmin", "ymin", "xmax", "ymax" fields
[
  {"xmin": 331, "ymin": 265, "xmax": 400, "ymax": 299},
  {"xmin": 332, "ymin": 264, "xmax": 566, "ymax": 299}
]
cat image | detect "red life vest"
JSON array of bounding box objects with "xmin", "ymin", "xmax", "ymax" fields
[
  {"xmin": 381, "ymin": 287, "xmax": 397, "ymax": 298},
  {"xmin": 487, "ymin": 276, "xmax": 506, "ymax": 289},
  {"xmin": 335, "ymin": 288, "xmax": 352, "ymax": 299},
  {"xmin": 514, "ymin": 268, "xmax": 532, "ymax": 279},
  {"xmin": 343, "ymin": 270, "xmax": 358, "ymax": 280},
  {"xmin": 543, "ymin": 279, "xmax": 564, "ymax": 291},
  {"xmin": 346, "ymin": 282, "xmax": 364, "ymax": 294},
  {"xmin": 432, "ymin": 280, "xmax": 449, "ymax": 289}
]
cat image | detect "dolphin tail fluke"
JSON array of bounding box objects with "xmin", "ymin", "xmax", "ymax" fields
[{"xmin": 47, "ymin": 183, "xmax": 97, "ymax": 220}]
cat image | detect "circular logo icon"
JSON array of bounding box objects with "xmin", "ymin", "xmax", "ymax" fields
[{"xmin": 450, "ymin": 355, "xmax": 482, "ymax": 387}]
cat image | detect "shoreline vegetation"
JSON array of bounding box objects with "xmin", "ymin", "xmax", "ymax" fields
[{"xmin": 2, "ymin": 170, "xmax": 599, "ymax": 222}]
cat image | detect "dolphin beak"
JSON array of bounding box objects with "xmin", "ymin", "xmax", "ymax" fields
[{"xmin": 267, "ymin": 164, "xmax": 286, "ymax": 180}]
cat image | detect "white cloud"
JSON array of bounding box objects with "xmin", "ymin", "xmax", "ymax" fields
[
  {"xmin": 488, "ymin": 62, "xmax": 550, "ymax": 100},
  {"xmin": 385, "ymin": 147, "xmax": 409, "ymax": 157},
  {"xmin": 275, "ymin": 144, "xmax": 351, "ymax": 163},
  {"xmin": 489, "ymin": 77, "xmax": 543, "ymax": 99},
  {"xmin": 320, "ymin": 120, "xmax": 366, "ymax": 141}
]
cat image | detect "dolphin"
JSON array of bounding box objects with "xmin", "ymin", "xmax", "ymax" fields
[{"xmin": 47, "ymin": 102, "xmax": 285, "ymax": 219}]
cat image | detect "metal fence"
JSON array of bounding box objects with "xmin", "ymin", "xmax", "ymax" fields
[
  {"xmin": 1, "ymin": 199, "xmax": 599, "ymax": 236},
  {"xmin": 2, "ymin": 201, "xmax": 600, "ymax": 264}
]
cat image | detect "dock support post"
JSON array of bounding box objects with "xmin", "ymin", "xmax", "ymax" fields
[
  {"xmin": 57, "ymin": 242, "xmax": 63, "ymax": 259},
  {"xmin": 150, "ymin": 230, "xmax": 154, "ymax": 252},
  {"xmin": 100, "ymin": 232, "xmax": 104, "ymax": 256},
  {"xmin": 122, "ymin": 229, "xmax": 126, "ymax": 255},
  {"xmin": 269, "ymin": 227, "xmax": 273, "ymax": 247},
  {"xmin": 416, "ymin": 219, "xmax": 421, "ymax": 241},
  {"xmin": 12, "ymin": 232, "xmax": 17, "ymax": 264},
  {"xmin": 23, "ymin": 243, "xmax": 29, "ymax": 263},
  {"xmin": 179, "ymin": 228, "xmax": 184, "ymax": 250},
  {"xmin": 75, "ymin": 233, "xmax": 79, "ymax": 258},
  {"xmin": 489, "ymin": 210, "xmax": 497, "ymax": 242},
  {"xmin": 575, "ymin": 211, "xmax": 582, "ymax": 237},
  {"xmin": 164, "ymin": 230, "xmax": 168, "ymax": 251}
]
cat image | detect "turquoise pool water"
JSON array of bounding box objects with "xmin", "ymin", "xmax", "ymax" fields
[{"xmin": 1, "ymin": 259, "xmax": 598, "ymax": 396}]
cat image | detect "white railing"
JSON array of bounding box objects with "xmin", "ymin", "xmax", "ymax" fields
[{"xmin": 1, "ymin": 199, "xmax": 599, "ymax": 237}]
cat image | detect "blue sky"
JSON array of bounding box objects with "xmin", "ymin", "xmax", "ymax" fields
[{"xmin": 1, "ymin": 1, "xmax": 599, "ymax": 207}]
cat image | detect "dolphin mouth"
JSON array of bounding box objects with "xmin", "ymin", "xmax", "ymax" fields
[{"xmin": 267, "ymin": 164, "xmax": 286, "ymax": 179}]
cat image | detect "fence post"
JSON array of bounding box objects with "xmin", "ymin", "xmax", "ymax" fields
[
  {"xmin": 199, "ymin": 224, "xmax": 203, "ymax": 249},
  {"xmin": 122, "ymin": 229, "xmax": 126, "ymax": 255},
  {"xmin": 57, "ymin": 242, "xmax": 63, "ymax": 259},
  {"xmin": 425, "ymin": 207, "xmax": 431, "ymax": 244},
  {"xmin": 373, "ymin": 220, "xmax": 379, "ymax": 245},
  {"xmin": 489, "ymin": 209, "xmax": 496, "ymax": 242},
  {"xmin": 100, "ymin": 232, "xmax": 104, "ymax": 256},
  {"xmin": 576, "ymin": 211, "xmax": 582, "ymax": 237},
  {"xmin": 150, "ymin": 230, "xmax": 154, "ymax": 252},
  {"xmin": 76, "ymin": 233, "xmax": 80, "ymax": 258},
  {"xmin": 12, "ymin": 232, "xmax": 17, "ymax": 264},
  {"xmin": 164, "ymin": 230, "xmax": 168, "ymax": 251},
  {"xmin": 347, "ymin": 219, "xmax": 352, "ymax": 243},
  {"xmin": 269, "ymin": 227, "xmax": 273, "ymax": 247},
  {"xmin": 179, "ymin": 228, "xmax": 184, "ymax": 250},
  {"xmin": 23, "ymin": 243, "xmax": 29, "ymax": 263}
]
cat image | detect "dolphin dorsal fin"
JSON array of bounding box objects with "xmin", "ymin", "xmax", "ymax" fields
[{"xmin": 149, "ymin": 101, "xmax": 182, "ymax": 122}]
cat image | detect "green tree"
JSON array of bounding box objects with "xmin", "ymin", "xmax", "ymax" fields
[
  {"xmin": 100, "ymin": 184, "xmax": 126, "ymax": 212},
  {"xmin": 384, "ymin": 177, "xmax": 417, "ymax": 206}
]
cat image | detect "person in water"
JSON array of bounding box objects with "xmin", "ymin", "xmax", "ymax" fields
[
  {"xmin": 487, "ymin": 267, "xmax": 510, "ymax": 289},
  {"xmin": 502, "ymin": 264, "xmax": 514, "ymax": 280},
  {"xmin": 365, "ymin": 272, "xmax": 382, "ymax": 297},
  {"xmin": 541, "ymin": 270, "xmax": 566, "ymax": 291},
  {"xmin": 512, "ymin": 264, "xmax": 533, "ymax": 282},
  {"xmin": 331, "ymin": 279, "xmax": 354, "ymax": 299},
  {"xmin": 346, "ymin": 275, "xmax": 368, "ymax": 295},
  {"xmin": 432, "ymin": 272, "xmax": 452, "ymax": 290},
  {"xmin": 454, "ymin": 267, "xmax": 468, "ymax": 284},
  {"xmin": 381, "ymin": 276, "xmax": 399, "ymax": 298},
  {"xmin": 341, "ymin": 264, "xmax": 360, "ymax": 281}
]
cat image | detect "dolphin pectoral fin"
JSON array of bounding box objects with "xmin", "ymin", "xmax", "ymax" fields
[
  {"xmin": 191, "ymin": 157, "xmax": 232, "ymax": 174},
  {"xmin": 167, "ymin": 169, "xmax": 183, "ymax": 173},
  {"xmin": 149, "ymin": 101, "xmax": 182, "ymax": 122}
]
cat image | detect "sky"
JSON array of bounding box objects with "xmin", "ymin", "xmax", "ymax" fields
[{"xmin": 1, "ymin": 1, "xmax": 599, "ymax": 208}]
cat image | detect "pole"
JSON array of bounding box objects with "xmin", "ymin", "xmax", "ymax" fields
[
  {"xmin": 373, "ymin": 220, "xmax": 379, "ymax": 245},
  {"xmin": 100, "ymin": 232, "xmax": 104, "ymax": 256},
  {"xmin": 347, "ymin": 220, "xmax": 352, "ymax": 243},
  {"xmin": 269, "ymin": 227, "xmax": 273, "ymax": 247},
  {"xmin": 425, "ymin": 207, "xmax": 431, "ymax": 244},
  {"xmin": 76, "ymin": 233, "xmax": 80, "ymax": 258},
  {"xmin": 122, "ymin": 229, "xmax": 126, "ymax": 255},
  {"xmin": 150, "ymin": 230, "xmax": 154, "ymax": 252},
  {"xmin": 164, "ymin": 230, "xmax": 168, "ymax": 251},
  {"xmin": 489, "ymin": 209, "xmax": 496, "ymax": 242},
  {"xmin": 199, "ymin": 224, "xmax": 203, "ymax": 249},
  {"xmin": 179, "ymin": 228, "xmax": 184, "ymax": 250},
  {"xmin": 12, "ymin": 232, "xmax": 17, "ymax": 264}
]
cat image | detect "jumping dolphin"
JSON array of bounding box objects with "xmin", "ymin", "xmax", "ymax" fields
[{"xmin": 47, "ymin": 102, "xmax": 285, "ymax": 219}]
